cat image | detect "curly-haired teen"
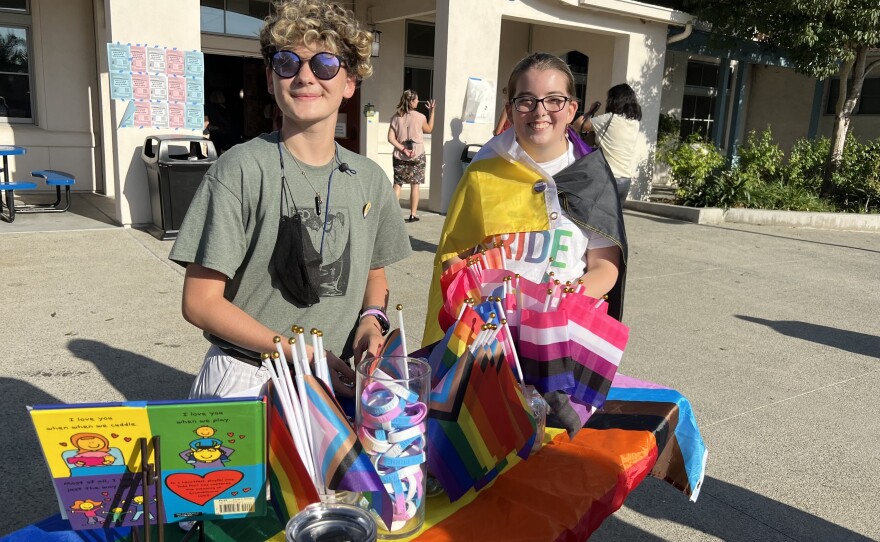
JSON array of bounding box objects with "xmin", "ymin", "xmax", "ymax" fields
[{"xmin": 171, "ymin": 0, "xmax": 411, "ymax": 400}]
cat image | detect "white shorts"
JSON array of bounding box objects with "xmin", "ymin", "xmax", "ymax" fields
[{"xmin": 188, "ymin": 345, "xmax": 271, "ymax": 399}]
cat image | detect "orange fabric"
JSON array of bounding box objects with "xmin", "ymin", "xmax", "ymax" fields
[{"xmin": 413, "ymin": 428, "xmax": 658, "ymax": 541}]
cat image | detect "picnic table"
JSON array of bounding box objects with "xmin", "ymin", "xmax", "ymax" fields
[{"xmin": 3, "ymin": 374, "xmax": 706, "ymax": 542}]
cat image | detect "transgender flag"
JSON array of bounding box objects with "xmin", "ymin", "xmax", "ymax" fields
[{"xmin": 301, "ymin": 375, "xmax": 393, "ymax": 527}]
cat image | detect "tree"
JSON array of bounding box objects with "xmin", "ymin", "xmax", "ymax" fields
[{"xmin": 662, "ymin": 0, "xmax": 880, "ymax": 193}]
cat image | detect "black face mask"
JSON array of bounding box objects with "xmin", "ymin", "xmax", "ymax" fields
[
  {"xmin": 272, "ymin": 139, "xmax": 323, "ymax": 306},
  {"xmin": 272, "ymin": 211, "xmax": 321, "ymax": 306}
]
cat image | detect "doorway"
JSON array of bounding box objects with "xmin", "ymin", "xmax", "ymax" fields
[{"xmin": 204, "ymin": 54, "xmax": 275, "ymax": 153}]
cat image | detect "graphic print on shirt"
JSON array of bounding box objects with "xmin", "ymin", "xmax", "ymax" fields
[
  {"xmin": 299, "ymin": 206, "xmax": 351, "ymax": 297},
  {"xmin": 482, "ymin": 216, "xmax": 590, "ymax": 283}
]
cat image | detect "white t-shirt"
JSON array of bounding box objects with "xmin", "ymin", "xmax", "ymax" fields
[
  {"xmin": 591, "ymin": 113, "xmax": 639, "ymax": 178},
  {"xmin": 479, "ymin": 142, "xmax": 615, "ymax": 283}
]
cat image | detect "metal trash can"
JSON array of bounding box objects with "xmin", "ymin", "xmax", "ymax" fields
[
  {"xmin": 460, "ymin": 143, "xmax": 482, "ymax": 174},
  {"xmin": 142, "ymin": 135, "xmax": 217, "ymax": 240}
]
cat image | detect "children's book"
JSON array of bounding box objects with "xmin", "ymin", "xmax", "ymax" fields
[{"xmin": 28, "ymin": 397, "xmax": 266, "ymax": 530}]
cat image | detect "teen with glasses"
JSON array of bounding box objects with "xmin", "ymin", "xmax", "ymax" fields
[
  {"xmin": 423, "ymin": 52, "xmax": 628, "ymax": 434},
  {"xmin": 170, "ymin": 0, "xmax": 411, "ymax": 401}
]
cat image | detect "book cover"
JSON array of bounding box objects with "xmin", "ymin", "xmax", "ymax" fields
[{"xmin": 28, "ymin": 397, "xmax": 266, "ymax": 530}]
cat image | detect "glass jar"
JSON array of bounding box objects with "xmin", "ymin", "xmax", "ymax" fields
[
  {"xmin": 356, "ymin": 356, "xmax": 431, "ymax": 540},
  {"xmin": 524, "ymin": 385, "xmax": 548, "ymax": 455},
  {"xmin": 285, "ymin": 503, "xmax": 377, "ymax": 542}
]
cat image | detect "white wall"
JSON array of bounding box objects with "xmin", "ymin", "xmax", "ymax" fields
[
  {"xmin": 96, "ymin": 0, "xmax": 203, "ymax": 226},
  {"xmin": 0, "ymin": 0, "xmax": 100, "ymax": 193}
]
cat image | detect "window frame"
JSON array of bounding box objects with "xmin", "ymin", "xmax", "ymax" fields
[
  {"xmin": 0, "ymin": 8, "xmax": 35, "ymax": 124},
  {"xmin": 403, "ymin": 20, "xmax": 435, "ymax": 120},
  {"xmin": 199, "ymin": 0, "xmax": 271, "ymax": 39},
  {"xmin": 825, "ymin": 77, "xmax": 880, "ymax": 116}
]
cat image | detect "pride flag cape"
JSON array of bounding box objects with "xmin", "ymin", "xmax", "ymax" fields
[{"xmin": 423, "ymin": 127, "xmax": 626, "ymax": 346}]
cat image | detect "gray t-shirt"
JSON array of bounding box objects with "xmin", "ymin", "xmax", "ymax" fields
[{"xmin": 170, "ymin": 133, "xmax": 412, "ymax": 355}]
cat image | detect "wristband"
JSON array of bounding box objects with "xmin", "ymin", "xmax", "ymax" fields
[{"xmin": 359, "ymin": 307, "xmax": 390, "ymax": 335}]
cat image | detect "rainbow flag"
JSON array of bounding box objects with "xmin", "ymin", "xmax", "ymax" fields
[
  {"xmin": 267, "ymin": 389, "xmax": 319, "ymax": 524},
  {"xmin": 427, "ymin": 337, "xmax": 536, "ymax": 502},
  {"xmin": 300, "ymin": 375, "xmax": 394, "ymax": 526}
]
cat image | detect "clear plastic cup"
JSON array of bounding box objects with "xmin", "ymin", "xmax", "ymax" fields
[
  {"xmin": 285, "ymin": 502, "xmax": 377, "ymax": 542},
  {"xmin": 356, "ymin": 356, "xmax": 431, "ymax": 539}
]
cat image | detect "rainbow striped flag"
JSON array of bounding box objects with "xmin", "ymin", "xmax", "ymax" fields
[
  {"xmin": 427, "ymin": 333, "xmax": 536, "ymax": 502},
  {"xmin": 300, "ymin": 375, "xmax": 394, "ymax": 527},
  {"xmin": 267, "ymin": 388, "xmax": 319, "ymax": 524}
]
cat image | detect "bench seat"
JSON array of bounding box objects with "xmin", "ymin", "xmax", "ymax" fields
[{"xmin": 14, "ymin": 169, "xmax": 76, "ymax": 215}]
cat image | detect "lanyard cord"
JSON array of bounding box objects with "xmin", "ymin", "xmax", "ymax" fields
[{"xmin": 277, "ymin": 137, "xmax": 339, "ymax": 256}]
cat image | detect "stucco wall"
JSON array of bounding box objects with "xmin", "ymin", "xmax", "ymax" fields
[
  {"xmin": 0, "ymin": 0, "xmax": 100, "ymax": 193},
  {"xmin": 744, "ymin": 65, "xmax": 814, "ymax": 152},
  {"xmin": 96, "ymin": 0, "xmax": 203, "ymax": 226}
]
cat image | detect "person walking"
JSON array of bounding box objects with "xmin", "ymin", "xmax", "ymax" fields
[{"xmin": 388, "ymin": 90, "xmax": 435, "ymax": 222}]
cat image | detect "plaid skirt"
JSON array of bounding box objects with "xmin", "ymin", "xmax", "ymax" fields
[{"xmin": 392, "ymin": 154, "xmax": 426, "ymax": 185}]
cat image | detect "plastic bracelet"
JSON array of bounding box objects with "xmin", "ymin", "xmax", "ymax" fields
[
  {"xmin": 372, "ymin": 370, "xmax": 420, "ymax": 403},
  {"xmin": 384, "ymin": 434, "xmax": 424, "ymax": 459},
  {"xmin": 358, "ymin": 425, "xmax": 392, "ymax": 455},
  {"xmin": 379, "ymin": 451, "xmax": 426, "ymax": 469},
  {"xmin": 390, "ymin": 402, "xmax": 428, "ymax": 429},
  {"xmin": 387, "ymin": 423, "xmax": 426, "ymax": 444}
]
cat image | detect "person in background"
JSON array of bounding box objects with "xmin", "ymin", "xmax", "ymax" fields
[
  {"xmin": 170, "ymin": 0, "xmax": 411, "ymax": 401},
  {"xmin": 573, "ymin": 84, "xmax": 641, "ymax": 204},
  {"xmin": 388, "ymin": 89, "xmax": 436, "ymax": 223}
]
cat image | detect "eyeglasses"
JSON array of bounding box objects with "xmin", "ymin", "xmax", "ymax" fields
[
  {"xmin": 510, "ymin": 95, "xmax": 572, "ymax": 113},
  {"xmin": 270, "ymin": 50, "xmax": 346, "ymax": 80}
]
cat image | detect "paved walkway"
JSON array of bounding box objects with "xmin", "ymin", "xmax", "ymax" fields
[{"xmin": 2, "ymin": 201, "xmax": 878, "ymax": 540}]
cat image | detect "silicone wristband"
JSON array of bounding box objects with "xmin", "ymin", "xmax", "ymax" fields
[
  {"xmin": 390, "ymin": 402, "xmax": 428, "ymax": 429},
  {"xmin": 384, "ymin": 434, "xmax": 424, "ymax": 458},
  {"xmin": 379, "ymin": 452, "xmax": 426, "ymax": 469},
  {"xmin": 358, "ymin": 425, "xmax": 392, "ymax": 455},
  {"xmin": 387, "ymin": 423, "xmax": 426, "ymax": 444},
  {"xmin": 372, "ymin": 370, "xmax": 420, "ymax": 403}
]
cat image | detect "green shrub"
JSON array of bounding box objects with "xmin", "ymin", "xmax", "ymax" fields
[
  {"xmin": 787, "ymin": 136, "xmax": 828, "ymax": 191},
  {"xmin": 656, "ymin": 134, "xmax": 725, "ymax": 206},
  {"xmin": 830, "ymin": 135, "xmax": 880, "ymax": 212},
  {"xmin": 736, "ymin": 128, "xmax": 785, "ymax": 185}
]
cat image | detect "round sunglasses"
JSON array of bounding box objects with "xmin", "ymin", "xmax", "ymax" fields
[{"xmin": 270, "ymin": 50, "xmax": 346, "ymax": 80}]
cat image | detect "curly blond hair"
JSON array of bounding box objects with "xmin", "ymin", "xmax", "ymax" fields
[{"xmin": 260, "ymin": 0, "xmax": 373, "ymax": 80}]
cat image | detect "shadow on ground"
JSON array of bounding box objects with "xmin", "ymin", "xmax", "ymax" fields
[
  {"xmin": 594, "ymin": 477, "xmax": 875, "ymax": 541},
  {"xmin": 1, "ymin": 378, "xmax": 64, "ymax": 536},
  {"xmin": 736, "ymin": 316, "xmax": 880, "ymax": 359},
  {"xmin": 67, "ymin": 339, "xmax": 194, "ymax": 401}
]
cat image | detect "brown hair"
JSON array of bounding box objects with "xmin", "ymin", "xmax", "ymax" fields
[
  {"xmin": 505, "ymin": 52, "xmax": 577, "ymax": 101},
  {"xmin": 395, "ymin": 89, "xmax": 419, "ymax": 117},
  {"xmin": 260, "ymin": 0, "xmax": 373, "ymax": 80}
]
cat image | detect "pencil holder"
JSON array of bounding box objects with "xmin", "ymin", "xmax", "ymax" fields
[{"xmin": 356, "ymin": 356, "xmax": 431, "ymax": 539}]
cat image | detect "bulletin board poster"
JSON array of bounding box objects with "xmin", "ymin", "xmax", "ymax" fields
[{"xmin": 107, "ymin": 42, "xmax": 205, "ymax": 131}]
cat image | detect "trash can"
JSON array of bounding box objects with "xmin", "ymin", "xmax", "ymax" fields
[
  {"xmin": 142, "ymin": 135, "xmax": 217, "ymax": 240},
  {"xmin": 460, "ymin": 143, "xmax": 482, "ymax": 174}
]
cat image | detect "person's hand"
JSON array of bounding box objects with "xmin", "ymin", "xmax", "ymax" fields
[
  {"xmin": 327, "ymin": 351, "xmax": 356, "ymax": 399},
  {"xmin": 353, "ymin": 316, "xmax": 385, "ymax": 365},
  {"xmin": 404, "ymin": 148, "xmax": 415, "ymax": 159},
  {"xmin": 426, "ymin": 99, "xmax": 436, "ymax": 111}
]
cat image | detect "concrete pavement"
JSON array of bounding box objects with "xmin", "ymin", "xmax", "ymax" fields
[{"xmin": 2, "ymin": 197, "xmax": 878, "ymax": 540}]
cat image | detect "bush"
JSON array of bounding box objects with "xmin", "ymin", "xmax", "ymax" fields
[
  {"xmin": 656, "ymin": 134, "xmax": 725, "ymax": 206},
  {"xmin": 655, "ymin": 128, "xmax": 880, "ymax": 212}
]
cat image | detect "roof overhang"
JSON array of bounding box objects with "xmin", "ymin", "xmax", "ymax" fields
[{"xmin": 557, "ymin": 0, "xmax": 692, "ymax": 26}]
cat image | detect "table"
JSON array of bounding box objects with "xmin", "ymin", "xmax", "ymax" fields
[
  {"xmin": 0, "ymin": 145, "xmax": 29, "ymax": 222},
  {"xmin": 2, "ymin": 374, "xmax": 707, "ymax": 542}
]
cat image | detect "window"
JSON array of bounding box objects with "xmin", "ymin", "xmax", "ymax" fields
[
  {"xmin": 563, "ymin": 51, "xmax": 589, "ymax": 111},
  {"xmin": 200, "ymin": 0, "xmax": 271, "ymax": 38},
  {"xmin": 403, "ymin": 21, "xmax": 434, "ymax": 117},
  {"xmin": 0, "ymin": 2, "xmax": 33, "ymax": 123},
  {"xmin": 680, "ymin": 61, "xmax": 719, "ymax": 139},
  {"xmin": 826, "ymin": 77, "xmax": 880, "ymax": 115}
]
